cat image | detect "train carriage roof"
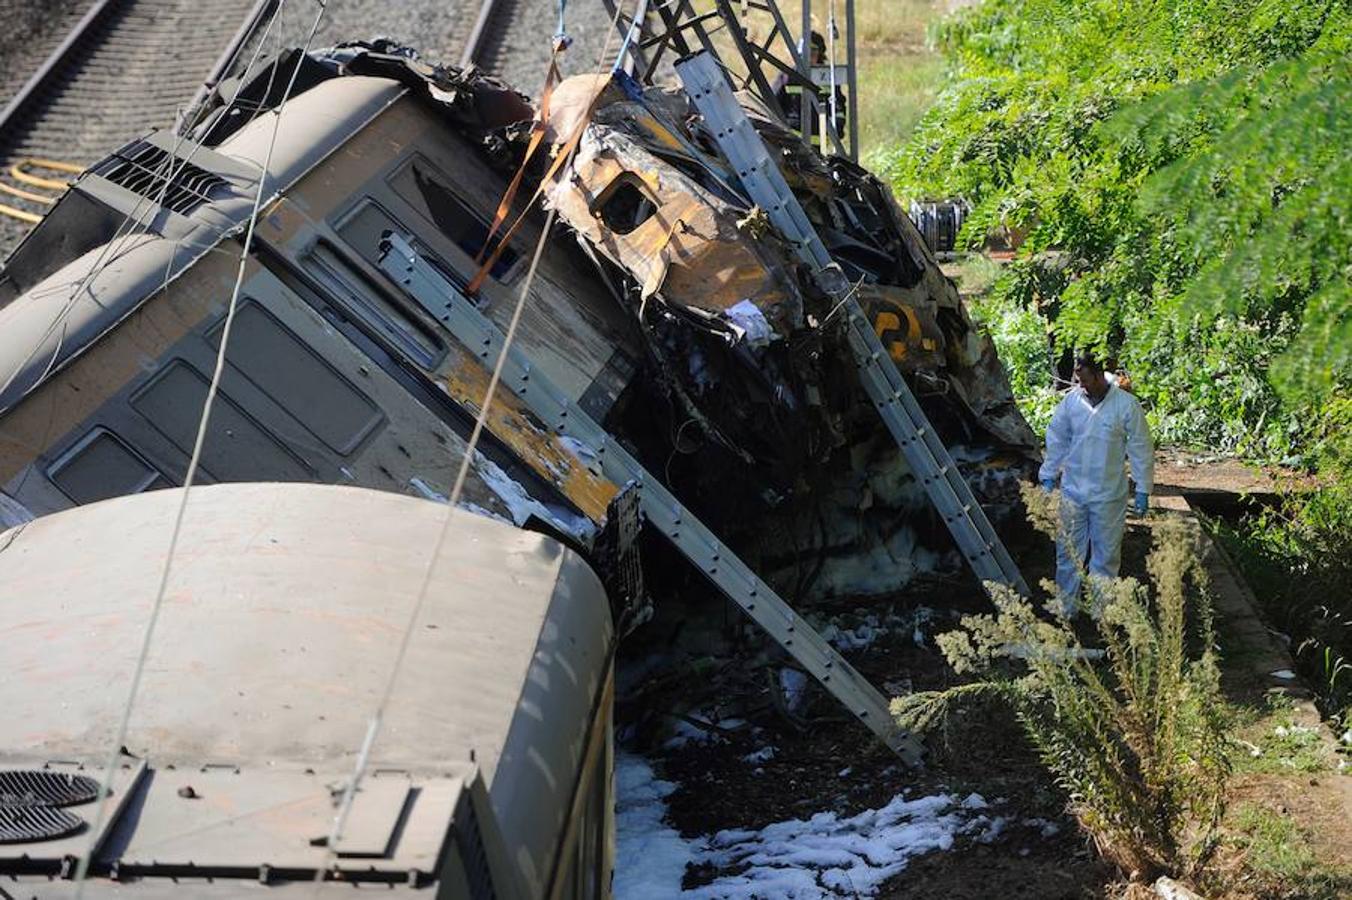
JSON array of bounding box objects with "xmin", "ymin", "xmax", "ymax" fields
[{"xmin": 0, "ymin": 482, "xmax": 612, "ymax": 894}]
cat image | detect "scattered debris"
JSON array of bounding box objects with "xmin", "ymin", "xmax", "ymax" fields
[{"xmin": 615, "ymin": 752, "xmax": 1018, "ymax": 899}]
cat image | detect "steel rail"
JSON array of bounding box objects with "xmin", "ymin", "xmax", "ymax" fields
[
  {"xmin": 177, "ymin": 0, "xmax": 281, "ymax": 134},
  {"xmin": 0, "ymin": 0, "xmax": 121, "ymax": 141},
  {"xmin": 0, "ymin": 0, "xmax": 269, "ymax": 240},
  {"xmin": 459, "ymin": 0, "xmax": 508, "ymax": 68}
]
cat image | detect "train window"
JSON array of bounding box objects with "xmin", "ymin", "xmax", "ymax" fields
[
  {"xmin": 47, "ymin": 427, "xmax": 170, "ymax": 505},
  {"xmin": 593, "ymin": 174, "xmax": 657, "ymax": 235},
  {"xmin": 387, "ymin": 155, "xmax": 521, "ymax": 280},
  {"xmin": 206, "ymin": 300, "xmax": 384, "ymax": 455},
  {"xmin": 130, "ymin": 360, "xmax": 314, "ymax": 483},
  {"xmin": 335, "ymin": 200, "xmax": 407, "ymax": 269},
  {"xmin": 304, "ymin": 240, "xmax": 444, "ymax": 369},
  {"xmin": 336, "ymin": 199, "xmax": 479, "ymax": 302}
]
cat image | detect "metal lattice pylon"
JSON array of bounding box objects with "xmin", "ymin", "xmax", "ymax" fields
[{"xmin": 602, "ymin": 0, "xmax": 860, "ymax": 159}]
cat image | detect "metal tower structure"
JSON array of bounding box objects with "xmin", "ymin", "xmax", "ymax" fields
[{"xmin": 601, "ymin": 0, "xmax": 860, "ymax": 159}]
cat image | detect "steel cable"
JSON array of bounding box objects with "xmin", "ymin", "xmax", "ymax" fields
[
  {"xmin": 70, "ymin": 1, "xmax": 330, "ymax": 891},
  {"xmin": 310, "ymin": 0, "xmax": 631, "ymax": 888}
]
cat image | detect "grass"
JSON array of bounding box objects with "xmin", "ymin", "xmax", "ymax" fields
[
  {"xmin": 1235, "ymin": 718, "xmax": 1336, "ymax": 774},
  {"xmin": 1227, "ymin": 694, "xmax": 1336, "ymax": 775},
  {"xmin": 854, "ymin": 0, "xmax": 950, "ymax": 164},
  {"xmin": 1220, "ymin": 804, "xmax": 1352, "ymax": 900}
]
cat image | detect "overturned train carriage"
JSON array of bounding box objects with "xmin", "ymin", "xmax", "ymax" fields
[
  {"xmin": 0, "ymin": 484, "xmax": 614, "ymax": 896},
  {"xmin": 0, "ymin": 39, "xmax": 1043, "ymax": 891},
  {"xmin": 0, "ymin": 42, "xmax": 1035, "ymax": 599}
]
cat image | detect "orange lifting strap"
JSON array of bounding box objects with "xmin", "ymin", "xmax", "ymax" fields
[{"xmin": 466, "ymin": 47, "xmax": 611, "ymax": 297}]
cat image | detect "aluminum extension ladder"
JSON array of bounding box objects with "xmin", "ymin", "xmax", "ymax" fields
[
  {"xmin": 379, "ymin": 234, "xmax": 923, "ymax": 763},
  {"xmin": 675, "ymin": 50, "xmax": 1031, "ymax": 598}
]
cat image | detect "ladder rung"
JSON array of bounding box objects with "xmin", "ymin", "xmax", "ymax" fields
[{"xmin": 675, "ymin": 50, "xmax": 1031, "ymax": 600}]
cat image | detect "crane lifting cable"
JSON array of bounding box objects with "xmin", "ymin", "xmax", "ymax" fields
[
  {"xmin": 314, "ymin": 0, "xmax": 631, "ymax": 881},
  {"xmin": 71, "ymin": 1, "xmax": 330, "ymax": 894}
]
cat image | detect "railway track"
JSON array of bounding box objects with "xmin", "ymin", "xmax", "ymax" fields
[
  {"xmin": 0, "ymin": 0, "xmax": 607, "ymax": 255},
  {"xmin": 0, "ymin": 0, "xmax": 270, "ymax": 251},
  {"xmin": 464, "ymin": 0, "xmax": 611, "ymax": 90},
  {"xmin": 460, "ymin": 0, "xmax": 510, "ymax": 69}
]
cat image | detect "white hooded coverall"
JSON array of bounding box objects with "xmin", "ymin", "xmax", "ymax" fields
[{"xmin": 1038, "ymin": 381, "xmax": 1154, "ymax": 610}]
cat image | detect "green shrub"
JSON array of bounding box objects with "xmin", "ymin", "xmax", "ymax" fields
[
  {"xmin": 965, "ymin": 287, "xmax": 1059, "ymax": 436},
  {"xmin": 1214, "ymin": 398, "xmax": 1352, "ymax": 721},
  {"xmin": 893, "ymin": 488, "xmax": 1232, "ymax": 882}
]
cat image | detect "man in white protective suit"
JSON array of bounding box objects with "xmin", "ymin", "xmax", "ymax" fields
[{"xmin": 1038, "ymin": 352, "xmax": 1154, "ymax": 615}]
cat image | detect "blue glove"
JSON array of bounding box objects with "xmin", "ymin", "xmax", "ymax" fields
[
  {"xmin": 1040, "ymin": 478, "xmax": 1056, "ymax": 494},
  {"xmin": 1134, "ymin": 491, "xmax": 1149, "ymax": 515}
]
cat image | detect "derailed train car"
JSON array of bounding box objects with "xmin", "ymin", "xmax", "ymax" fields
[
  {"xmin": 0, "ymin": 38, "xmax": 1039, "ymax": 894},
  {"xmin": 0, "ymin": 41, "xmax": 1034, "ymax": 594},
  {"xmin": 0, "ymin": 484, "xmax": 614, "ymax": 897}
]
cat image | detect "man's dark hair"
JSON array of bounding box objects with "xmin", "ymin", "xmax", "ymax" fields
[{"xmin": 1074, "ymin": 351, "xmax": 1103, "ymax": 373}]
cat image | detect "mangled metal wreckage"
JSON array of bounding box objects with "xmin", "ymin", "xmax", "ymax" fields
[
  {"xmin": 0, "ymin": 40, "xmax": 1037, "ymax": 889},
  {"xmin": 0, "ymin": 42, "xmax": 1043, "ymax": 897}
]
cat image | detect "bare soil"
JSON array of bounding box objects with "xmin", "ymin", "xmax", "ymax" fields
[
  {"xmin": 615, "ymin": 473, "xmax": 1351, "ymax": 899},
  {"xmin": 616, "ymin": 518, "xmax": 1146, "ymax": 898}
]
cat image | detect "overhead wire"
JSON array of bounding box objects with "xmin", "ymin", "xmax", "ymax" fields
[
  {"xmin": 3, "ymin": 0, "xmax": 294, "ymax": 505},
  {"xmin": 71, "ymin": 0, "xmax": 330, "ymax": 892},
  {"xmin": 310, "ymin": 0, "xmax": 631, "ymax": 886}
]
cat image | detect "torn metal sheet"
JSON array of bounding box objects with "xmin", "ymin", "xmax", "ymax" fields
[
  {"xmin": 0, "ymin": 39, "xmax": 1035, "ymax": 602},
  {"xmin": 536, "ymin": 72, "xmax": 1037, "ymax": 598}
]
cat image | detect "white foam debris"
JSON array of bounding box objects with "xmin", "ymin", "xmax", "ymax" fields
[
  {"xmin": 615, "ymin": 752, "xmax": 989, "ymax": 899},
  {"xmin": 724, "ymin": 299, "xmax": 775, "ymax": 348},
  {"xmin": 408, "ymin": 475, "xmax": 518, "ymax": 526},
  {"xmin": 1023, "ymin": 817, "xmax": 1061, "ymax": 838},
  {"xmin": 665, "ymin": 715, "xmax": 746, "ymax": 750},
  {"xmin": 457, "ymin": 501, "xmax": 512, "ymax": 524},
  {"xmin": 1273, "ymin": 723, "xmax": 1316, "ymax": 738},
  {"xmin": 821, "ymin": 617, "xmax": 884, "ymax": 651},
  {"xmin": 687, "ymin": 344, "xmax": 714, "ymax": 391},
  {"xmin": 743, "ymin": 746, "xmax": 777, "ymax": 764},
  {"xmin": 807, "ymin": 528, "xmax": 944, "ymax": 599},
  {"xmin": 408, "ymin": 476, "xmax": 448, "ymax": 502},
  {"xmin": 559, "ymin": 435, "xmax": 601, "ymax": 466},
  {"xmin": 779, "ymin": 669, "xmax": 809, "ymax": 713},
  {"xmin": 960, "ymin": 793, "xmax": 988, "ymax": 810},
  {"xmin": 691, "ymin": 792, "xmax": 972, "ymax": 897},
  {"xmin": 614, "ymin": 754, "xmax": 698, "ymax": 899},
  {"xmin": 816, "ymin": 607, "xmax": 940, "ymax": 653},
  {"xmin": 911, "ymin": 607, "xmax": 934, "ymax": 648},
  {"xmin": 472, "ymin": 452, "xmax": 596, "ymax": 541},
  {"xmin": 973, "ymin": 815, "xmax": 1012, "ymax": 843}
]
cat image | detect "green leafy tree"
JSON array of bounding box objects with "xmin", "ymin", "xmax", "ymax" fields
[{"xmin": 882, "ymin": 0, "xmax": 1350, "ymax": 460}]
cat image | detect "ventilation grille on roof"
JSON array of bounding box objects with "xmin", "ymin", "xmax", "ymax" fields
[
  {"xmin": 96, "ymin": 141, "xmax": 229, "ymax": 216},
  {"xmin": 0, "ymin": 770, "xmax": 99, "ymax": 808},
  {"xmin": 0, "ymin": 770, "xmax": 101, "ymax": 844},
  {"xmin": 0, "ymin": 805, "xmax": 83, "ymax": 843}
]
